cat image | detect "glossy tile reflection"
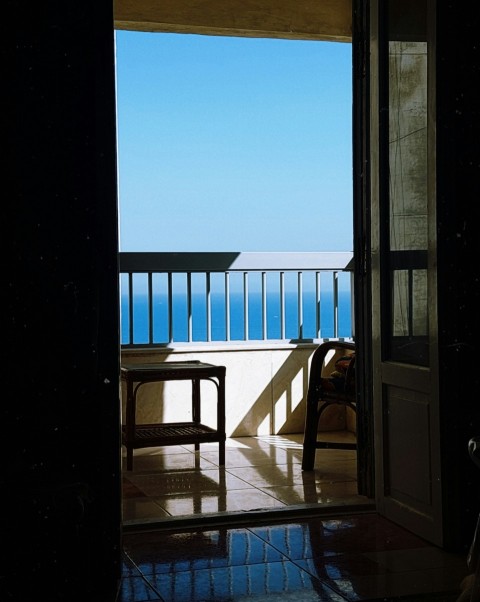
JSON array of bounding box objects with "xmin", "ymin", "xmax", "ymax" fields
[
  {"xmin": 121, "ymin": 514, "xmax": 468, "ymax": 602},
  {"xmin": 122, "ymin": 433, "xmax": 369, "ymax": 524},
  {"xmin": 120, "ymin": 434, "xmax": 469, "ymax": 600}
]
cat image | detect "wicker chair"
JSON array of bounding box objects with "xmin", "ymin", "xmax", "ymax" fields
[{"xmin": 302, "ymin": 340, "xmax": 356, "ymax": 470}]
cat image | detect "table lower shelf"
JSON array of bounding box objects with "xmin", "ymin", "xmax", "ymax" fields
[
  {"xmin": 122, "ymin": 421, "xmax": 226, "ymax": 470},
  {"xmin": 122, "ymin": 421, "xmax": 223, "ymax": 448}
]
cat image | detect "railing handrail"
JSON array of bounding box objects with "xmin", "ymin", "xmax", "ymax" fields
[{"xmin": 119, "ymin": 251, "xmax": 354, "ymax": 273}]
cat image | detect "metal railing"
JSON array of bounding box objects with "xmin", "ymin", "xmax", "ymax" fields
[{"xmin": 119, "ymin": 252, "xmax": 354, "ymax": 347}]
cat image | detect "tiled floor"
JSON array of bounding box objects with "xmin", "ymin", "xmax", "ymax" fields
[
  {"xmin": 120, "ymin": 513, "xmax": 469, "ymax": 601},
  {"xmin": 120, "ymin": 432, "xmax": 470, "ymax": 601},
  {"xmin": 122, "ymin": 432, "xmax": 370, "ymax": 526}
]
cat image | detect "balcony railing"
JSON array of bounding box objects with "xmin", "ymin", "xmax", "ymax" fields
[{"xmin": 119, "ymin": 252, "xmax": 354, "ymax": 347}]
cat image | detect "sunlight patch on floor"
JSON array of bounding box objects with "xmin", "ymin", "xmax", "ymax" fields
[{"xmin": 253, "ymin": 434, "xmax": 304, "ymax": 450}]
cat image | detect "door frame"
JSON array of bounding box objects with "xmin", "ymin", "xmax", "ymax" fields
[{"xmin": 352, "ymin": 0, "xmax": 375, "ymax": 499}]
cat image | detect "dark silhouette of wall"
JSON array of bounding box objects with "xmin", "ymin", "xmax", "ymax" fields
[{"xmin": 5, "ymin": 2, "xmax": 122, "ymax": 600}]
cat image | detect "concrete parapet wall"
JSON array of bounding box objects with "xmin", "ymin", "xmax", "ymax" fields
[{"xmin": 120, "ymin": 343, "xmax": 355, "ymax": 437}]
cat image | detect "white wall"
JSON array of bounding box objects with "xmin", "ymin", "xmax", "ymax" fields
[{"xmin": 120, "ymin": 343, "xmax": 353, "ymax": 437}]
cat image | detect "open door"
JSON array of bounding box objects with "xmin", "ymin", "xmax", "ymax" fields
[{"xmin": 360, "ymin": 0, "xmax": 444, "ymax": 545}]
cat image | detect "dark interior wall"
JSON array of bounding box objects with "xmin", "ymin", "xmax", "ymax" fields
[
  {"xmin": 435, "ymin": 3, "xmax": 480, "ymax": 551},
  {"xmin": 5, "ymin": 2, "xmax": 122, "ymax": 600}
]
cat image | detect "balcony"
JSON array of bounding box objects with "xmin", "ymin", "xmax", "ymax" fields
[
  {"xmin": 119, "ymin": 251, "xmax": 354, "ymax": 434},
  {"xmin": 119, "ymin": 251, "xmax": 361, "ymax": 524}
]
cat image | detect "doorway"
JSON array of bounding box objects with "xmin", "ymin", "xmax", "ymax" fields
[{"xmin": 117, "ymin": 12, "xmax": 371, "ymax": 524}]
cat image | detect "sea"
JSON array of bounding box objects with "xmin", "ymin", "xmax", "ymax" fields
[{"xmin": 121, "ymin": 290, "xmax": 353, "ymax": 345}]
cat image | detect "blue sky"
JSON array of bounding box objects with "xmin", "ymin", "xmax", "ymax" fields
[{"xmin": 115, "ymin": 32, "xmax": 353, "ymax": 253}]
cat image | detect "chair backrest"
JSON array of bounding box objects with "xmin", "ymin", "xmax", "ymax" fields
[
  {"xmin": 308, "ymin": 341, "xmax": 356, "ymax": 400},
  {"xmin": 331, "ymin": 351, "xmax": 356, "ymax": 394}
]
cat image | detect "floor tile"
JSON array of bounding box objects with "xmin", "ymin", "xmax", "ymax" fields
[
  {"xmin": 123, "ymin": 478, "xmax": 148, "ymax": 499},
  {"xmin": 325, "ymin": 565, "xmax": 469, "ymax": 601},
  {"xmin": 313, "ymin": 454, "xmax": 357, "ymax": 470},
  {"xmin": 224, "ymin": 464, "xmax": 303, "ymax": 487},
  {"xmin": 146, "ymin": 560, "xmax": 346, "ymax": 602},
  {"xmin": 154, "ymin": 487, "xmax": 287, "ymax": 517},
  {"xmin": 247, "ymin": 514, "xmax": 434, "ymax": 561},
  {"xmin": 230, "ymin": 435, "xmax": 305, "ymax": 450},
  {"xmin": 122, "ymin": 497, "xmax": 172, "ymax": 521},
  {"xmin": 122, "ymin": 555, "xmax": 143, "ymax": 577},
  {"xmin": 363, "ymin": 546, "xmax": 468, "ymax": 572},
  {"xmin": 118, "ymin": 575, "xmax": 163, "ymax": 601},
  {"xmin": 123, "ymin": 529, "xmax": 232, "ymax": 574},
  {"xmin": 123, "ymin": 527, "xmax": 290, "ymax": 573},
  {"xmin": 120, "ymin": 513, "xmax": 468, "ymax": 602},
  {"xmin": 307, "ymin": 515, "xmax": 432, "ymax": 555},
  {"xmin": 247, "ymin": 522, "xmax": 331, "ymax": 560},
  {"xmin": 122, "ymin": 433, "xmax": 371, "ymax": 524},
  {"xmin": 296, "ymin": 553, "xmax": 390, "ymax": 581},
  {"xmin": 221, "ymin": 488, "xmax": 287, "ymax": 512},
  {"xmin": 126, "ymin": 445, "xmax": 194, "ymax": 457},
  {"xmin": 125, "ymin": 452, "xmax": 218, "ymax": 474},
  {"xmin": 200, "ymin": 446, "xmax": 302, "ymax": 468},
  {"xmin": 258, "ymin": 481, "xmax": 370, "ymax": 506},
  {"xmin": 126, "ymin": 467, "xmax": 250, "ymax": 496}
]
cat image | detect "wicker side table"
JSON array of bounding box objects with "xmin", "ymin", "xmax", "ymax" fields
[{"xmin": 121, "ymin": 361, "xmax": 226, "ymax": 471}]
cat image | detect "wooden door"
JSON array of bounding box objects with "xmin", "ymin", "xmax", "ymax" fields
[{"xmin": 361, "ymin": 0, "xmax": 443, "ymax": 545}]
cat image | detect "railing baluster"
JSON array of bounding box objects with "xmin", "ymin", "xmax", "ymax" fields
[
  {"xmin": 187, "ymin": 272, "xmax": 192, "ymax": 342},
  {"xmin": 148, "ymin": 272, "xmax": 153, "ymax": 345},
  {"xmin": 243, "ymin": 272, "xmax": 249, "ymax": 341},
  {"xmin": 261, "ymin": 271, "xmax": 267, "ymax": 340},
  {"xmin": 128, "ymin": 272, "xmax": 134, "ymax": 345},
  {"xmin": 206, "ymin": 272, "xmax": 211, "ymax": 342},
  {"xmin": 316, "ymin": 271, "xmax": 321, "ymax": 339},
  {"xmin": 333, "ymin": 270, "xmax": 339, "ymax": 337},
  {"xmin": 298, "ymin": 271, "xmax": 303, "ymax": 340},
  {"xmin": 225, "ymin": 272, "xmax": 230, "ymax": 342},
  {"xmin": 168, "ymin": 272, "xmax": 173, "ymax": 343},
  {"xmin": 280, "ymin": 271, "xmax": 285, "ymax": 340}
]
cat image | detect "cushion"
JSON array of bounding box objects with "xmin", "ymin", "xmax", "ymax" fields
[{"xmin": 317, "ymin": 352, "xmax": 355, "ymax": 398}]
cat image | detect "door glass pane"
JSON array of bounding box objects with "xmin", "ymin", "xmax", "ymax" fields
[{"xmin": 386, "ymin": 0, "xmax": 429, "ymax": 366}]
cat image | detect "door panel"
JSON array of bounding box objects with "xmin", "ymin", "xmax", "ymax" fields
[
  {"xmin": 367, "ymin": 0, "xmax": 443, "ymax": 545},
  {"xmin": 386, "ymin": 386, "xmax": 432, "ymax": 506}
]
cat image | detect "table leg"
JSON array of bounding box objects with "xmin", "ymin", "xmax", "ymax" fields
[
  {"xmin": 192, "ymin": 378, "xmax": 200, "ymax": 453},
  {"xmin": 218, "ymin": 374, "xmax": 226, "ymax": 466}
]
